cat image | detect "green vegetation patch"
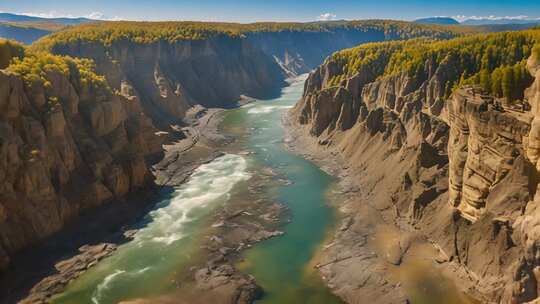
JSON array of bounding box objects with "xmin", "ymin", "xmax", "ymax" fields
[
  {"xmin": 31, "ymin": 20, "xmax": 468, "ymax": 51},
  {"xmin": 533, "ymin": 43, "xmax": 540, "ymax": 59},
  {"xmin": 327, "ymin": 29, "xmax": 540, "ymax": 103},
  {"xmin": 6, "ymin": 51, "xmax": 108, "ymax": 92}
]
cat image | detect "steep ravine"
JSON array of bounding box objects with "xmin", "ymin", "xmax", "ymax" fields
[
  {"xmin": 42, "ymin": 24, "xmax": 459, "ymax": 125},
  {"xmin": 0, "ymin": 22, "xmax": 459, "ymax": 298},
  {"xmin": 288, "ymin": 47, "xmax": 540, "ymax": 302}
]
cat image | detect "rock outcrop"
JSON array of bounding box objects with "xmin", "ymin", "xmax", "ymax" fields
[
  {"xmin": 447, "ymin": 88, "xmax": 530, "ymax": 222},
  {"xmin": 290, "ymin": 46, "xmax": 540, "ymax": 302},
  {"xmin": 244, "ymin": 28, "xmax": 407, "ymax": 76},
  {"xmin": 48, "ymin": 36, "xmax": 287, "ymax": 126},
  {"xmin": 0, "ymin": 22, "xmax": 458, "ymax": 277},
  {"xmin": 0, "ymin": 65, "xmax": 161, "ymax": 272},
  {"xmin": 42, "ymin": 23, "xmax": 460, "ymax": 126},
  {"xmin": 508, "ymin": 51, "xmax": 540, "ymax": 303}
]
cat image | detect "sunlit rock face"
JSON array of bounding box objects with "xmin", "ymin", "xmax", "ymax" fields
[
  {"xmin": 0, "ymin": 68, "xmax": 161, "ymax": 271},
  {"xmin": 507, "ymin": 52, "xmax": 540, "ymax": 303},
  {"xmin": 290, "ymin": 49, "xmax": 540, "ymax": 302},
  {"xmin": 447, "ymin": 88, "xmax": 530, "ymax": 222},
  {"xmin": 0, "ymin": 24, "xmax": 445, "ymax": 273},
  {"xmin": 526, "ymin": 53, "xmax": 540, "ymax": 170}
]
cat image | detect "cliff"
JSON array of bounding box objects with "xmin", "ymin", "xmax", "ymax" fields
[
  {"xmin": 45, "ymin": 35, "xmax": 286, "ymax": 126},
  {"xmin": 31, "ymin": 20, "xmax": 464, "ymax": 126},
  {"xmin": 0, "ymin": 53, "xmax": 162, "ymax": 272},
  {"xmin": 289, "ymin": 34, "xmax": 540, "ymax": 302},
  {"xmin": 243, "ymin": 25, "xmax": 440, "ymax": 76},
  {"xmin": 0, "ymin": 21, "xmax": 463, "ymax": 276}
]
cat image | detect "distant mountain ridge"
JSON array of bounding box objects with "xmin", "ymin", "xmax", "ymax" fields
[
  {"xmin": 461, "ymin": 18, "xmax": 540, "ymax": 25},
  {"xmin": 0, "ymin": 23, "xmax": 51, "ymax": 44},
  {"xmin": 0, "ymin": 12, "xmax": 94, "ymax": 25},
  {"xmin": 0, "ymin": 12, "xmax": 98, "ymax": 44},
  {"xmin": 416, "ymin": 15, "xmax": 540, "ymax": 26},
  {"xmin": 414, "ymin": 17, "xmax": 459, "ymax": 25}
]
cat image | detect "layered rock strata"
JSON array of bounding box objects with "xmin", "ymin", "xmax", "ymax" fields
[
  {"xmin": 45, "ymin": 26, "xmax": 458, "ymax": 125},
  {"xmin": 0, "ymin": 67, "xmax": 161, "ymax": 272},
  {"xmin": 0, "ymin": 25, "xmax": 439, "ymax": 276},
  {"xmin": 48, "ymin": 36, "xmax": 286, "ymax": 126},
  {"xmin": 290, "ymin": 50, "xmax": 540, "ymax": 302}
]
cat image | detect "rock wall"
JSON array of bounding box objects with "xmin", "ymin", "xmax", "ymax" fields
[
  {"xmin": 509, "ymin": 52, "xmax": 540, "ymax": 303},
  {"xmin": 48, "ymin": 35, "xmax": 287, "ymax": 127},
  {"xmin": 47, "ymin": 28, "xmax": 456, "ymax": 127},
  {"xmin": 447, "ymin": 89, "xmax": 531, "ymax": 222},
  {"xmin": 244, "ymin": 28, "xmax": 390, "ymax": 76},
  {"xmin": 0, "ymin": 25, "xmax": 455, "ymax": 275},
  {"xmin": 0, "ymin": 67, "xmax": 161, "ymax": 271},
  {"xmin": 290, "ymin": 50, "xmax": 540, "ymax": 302}
]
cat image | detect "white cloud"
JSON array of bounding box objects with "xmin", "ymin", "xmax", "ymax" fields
[
  {"xmin": 87, "ymin": 12, "xmax": 123, "ymax": 21},
  {"xmin": 317, "ymin": 13, "xmax": 337, "ymax": 21},
  {"xmin": 86, "ymin": 12, "xmax": 123, "ymax": 21},
  {"xmin": 22, "ymin": 11, "xmax": 68, "ymax": 19},
  {"xmin": 20, "ymin": 11, "xmax": 123, "ymax": 21},
  {"xmin": 453, "ymin": 15, "xmax": 537, "ymax": 22},
  {"xmin": 87, "ymin": 12, "xmax": 106, "ymax": 19}
]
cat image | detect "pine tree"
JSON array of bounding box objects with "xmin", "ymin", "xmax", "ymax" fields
[
  {"xmin": 513, "ymin": 64, "xmax": 523, "ymax": 101},
  {"xmin": 479, "ymin": 69, "xmax": 491, "ymax": 92},
  {"xmin": 502, "ymin": 67, "xmax": 514, "ymax": 104}
]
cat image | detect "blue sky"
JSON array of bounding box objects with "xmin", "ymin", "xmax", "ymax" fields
[{"xmin": 1, "ymin": 0, "xmax": 540, "ymax": 22}]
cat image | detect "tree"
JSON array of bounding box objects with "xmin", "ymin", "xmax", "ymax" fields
[
  {"xmin": 502, "ymin": 67, "xmax": 514, "ymax": 105},
  {"xmin": 491, "ymin": 68, "xmax": 503, "ymax": 97},
  {"xmin": 318, "ymin": 27, "xmax": 540, "ymax": 100},
  {"xmin": 479, "ymin": 69, "xmax": 491, "ymax": 92}
]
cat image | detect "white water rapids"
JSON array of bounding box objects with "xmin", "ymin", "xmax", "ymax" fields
[{"xmin": 54, "ymin": 153, "xmax": 250, "ymax": 304}]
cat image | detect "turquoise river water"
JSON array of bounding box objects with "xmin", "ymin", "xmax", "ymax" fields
[{"xmin": 52, "ymin": 75, "xmax": 342, "ymax": 304}]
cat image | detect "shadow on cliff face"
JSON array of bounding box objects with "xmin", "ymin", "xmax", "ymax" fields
[
  {"xmin": 0, "ymin": 186, "xmax": 175, "ymax": 303},
  {"xmin": 51, "ymin": 35, "xmax": 288, "ymax": 129}
]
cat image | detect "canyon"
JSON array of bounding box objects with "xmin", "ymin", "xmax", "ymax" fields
[
  {"xmin": 0, "ymin": 20, "xmax": 459, "ymax": 277},
  {"xmin": 2, "ymin": 19, "xmax": 540, "ymax": 304},
  {"xmin": 0, "ymin": 21, "xmax": 464, "ymax": 303}
]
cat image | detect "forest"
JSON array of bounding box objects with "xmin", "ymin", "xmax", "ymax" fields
[
  {"xmin": 3, "ymin": 44, "xmax": 109, "ymax": 108},
  {"xmin": 2, "ymin": 23, "xmax": 540, "ymax": 106},
  {"xmin": 30, "ymin": 20, "xmax": 466, "ymax": 50},
  {"xmin": 327, "ymin": 29, "xmax": 540, "ymax": 103}
]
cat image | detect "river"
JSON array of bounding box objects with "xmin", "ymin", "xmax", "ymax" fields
[{"xmin": 52, "ymin": 75, "xmax": 341, "ymax": 304}]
